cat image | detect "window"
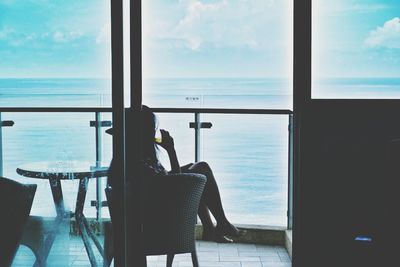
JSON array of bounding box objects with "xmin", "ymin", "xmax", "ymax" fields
[
  {"xmin": 0, "ymin": 1, "xmax": 111, "ymax": 107},
  {"xmin": 312, "ymin": 0, "xmax": 400, "ymax": 98},
  {"xmin": 142, "ymin": 0, "xmax": 293, "ymax": 109}
]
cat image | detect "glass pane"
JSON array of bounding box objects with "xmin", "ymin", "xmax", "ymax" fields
[
  {"xmin": 0, "ymin": 1, "xmax": 111, "ymax": 107},
  {"xmin": 3, "ymin": 113, "xmax": 112, "ymax": 266},
  {"xmin": 142, "ymin": 0, "xmax": 293, "ymax": 109},
  {"xmin": 313, "ymin": 0, "xmax": 400, "ymax": 98},
  {"xmin": 153, "ymin": 113, "xmax": 195, "ymax": 169},
  {"xmin": 202, "ymin": 114, "xmax": 289, "ymax": 226}
]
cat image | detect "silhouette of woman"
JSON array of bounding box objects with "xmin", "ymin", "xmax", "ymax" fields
[{"xmin": 108, "ymin": 105, "xmax": 240, "ymax": 243}]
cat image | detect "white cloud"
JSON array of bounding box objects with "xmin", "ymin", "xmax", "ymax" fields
[
  {"xmin": 315, "ymin": 2, "xmax": 389, "ymax": 16},
  {"xmin": 96, "ymin": 23, "xmax": 111, "ymax": 44},
  {"xmin": 176, "ymin": 0, "xmax": 228, "ymax": 29},
  {"xmin": 152, "ymin": 0, "xmax": 283, "ymax": 51},
  {"xmin": 0, "ymin": 26, "xmax": 37, "ymax": 46},
  {"xmin": 0, "ymin": 26, "xmax": 14, "ymax": 40},
  {"xmin": 53, "ymin": 30, "xmax": 83, "ymax": 43},
  {"xmin": 0, "ymin": 0, "xmax": 50, "ymax": 5},
  {"xmin": 365, "ymin": 17, "xmax": 400, "ymax": 49},
  {"xmin": 346, "ymin": 4, "xmax": 388, "ymax": 13}
]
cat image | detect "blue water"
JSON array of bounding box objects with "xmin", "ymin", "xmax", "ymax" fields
[{"xmin": 1, "ymin": 77, "xmax": 399, "ymax": 226}]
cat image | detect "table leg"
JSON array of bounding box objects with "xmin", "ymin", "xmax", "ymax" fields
[
  {"xmin": 75, "ymin": 177, "xmax": 89, "ymax": 217},
  {"xmin": 49, "ymin": 177, "xmax": 66, "ymax": 217},
  {"xmin": 33, "ymin": 178, "xmax": 67, "ymax": 267},
  {"xmin": 76, "ymin": 177, "xmax": 101, "ymax": 267}
]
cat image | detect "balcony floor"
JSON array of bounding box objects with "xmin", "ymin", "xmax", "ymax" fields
[{"xmin": 12, "ymin": 235, "xmax": 291, "ymax": 267}]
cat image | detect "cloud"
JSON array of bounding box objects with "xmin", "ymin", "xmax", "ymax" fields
[
  {"xmin": 346, "ymin": 4, "xmax": 388, "ymax": 13},
  {"xmin": 149, "ymin": 0, "xmax": 282, "ymax": 51},
  {"xmin": 365, "ymin": 17, "xmax": 400, "ymax": 49},
  {"xmin": 0, "ymin": 25, "xmax": 84, "ymax": 46},
  {"xmin": 0, "ymin": 0, "xmax": 50, "ymax": 5},
  {"xmin": 315, "ymin": 2, "xmax": 389, "ymax": 16},
  {"xmin": 52, "ymin": 30, "xmax": 83, "ymax": 43},
  {"xmin": 0, "ymin": 26, "xmax": 13, "ymax": 40},
  {"xmin": 96, "ymin": 23, "xmax": 111, "ymax": 44},
  {"xmin": 176, "ymin": 0, "xmax": 228, "ymax": 30},
  {"xmin": 0, "ymin": 26, "xmax": 37, "ymax": 46}
]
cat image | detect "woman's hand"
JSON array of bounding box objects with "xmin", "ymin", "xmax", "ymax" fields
[
  {"xmin": 158, "ymin": 129, "xmax": 181, "ymax": 173},
  {"xmin": 158, "ymin": 129, "xmax": 175, "ymax": 152}
]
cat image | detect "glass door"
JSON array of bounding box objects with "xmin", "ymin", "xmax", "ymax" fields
[{"xmin": 0, "ymin": 1, "xmax": 116, "ymax": 266}]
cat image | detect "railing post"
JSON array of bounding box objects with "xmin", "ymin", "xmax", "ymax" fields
[
  {"xmin": 90, "ymin": 115, "xmax": 112, "ymax": 222},
  {"xmin": 0, "ymin": 112, "xmax": 14, "ymax": 177},
  {"xmin": 95, "ymin": 112, "xmax": 103, "ymax": 222},
  {"xmin": 288, "ymin": 114, "xmax": 294, "ymax": 229},
  {"xmin": 194, "ymin": 113, "xmax": 201, "ymax": 162}
]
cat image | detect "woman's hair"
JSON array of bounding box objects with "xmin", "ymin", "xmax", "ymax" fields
[{"xmin": 140, "ymin": 105, "xmax": 159, "ymax": 161}]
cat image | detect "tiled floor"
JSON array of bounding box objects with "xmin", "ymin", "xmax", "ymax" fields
[
  {"xmin": 147, "ymin": 241, "xmax": 291, "ymax": 267},
  {"xmin": 13, "ymin": 236, "xmax": 291, "ymax": 267}
]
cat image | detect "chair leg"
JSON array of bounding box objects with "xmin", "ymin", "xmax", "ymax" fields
[
  {"xmin": 167, "ymin": 253, "xmax": 175, "ymax": 267},
  {"xmin": 103, "ymin": 222, "xmax": 114, "ymax": 267},
  {"xmin": 191, "ymin": 251, "xmax": 199, "ymax": 267}
]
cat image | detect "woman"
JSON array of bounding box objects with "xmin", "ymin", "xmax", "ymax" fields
[{"xmin": 109, "ymin": 106, "xmax": 240, "ymax": 243}]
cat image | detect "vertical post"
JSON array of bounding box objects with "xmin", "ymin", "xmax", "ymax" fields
[
  {"xmin": 0, "ymin": 112, "xmax": 3, "ymax": 177},
  {"xmin": 194, "ymin": 113, "xmax": 201, "ymax": 162},
  {"xmin": 293, "ymin": 0, "xmax": 312, "ymax": 265},
  {"xmin": 95, "ymin": 112, "xmax": 103, "ymax": 222},
  {"xmin": 111, "ymin": 0, "xmax": 126, "ymax": 265},
  {"xmin": 130, "ymin": 0, "xmax": 146, "ymax": 265},
  {"xmin": 287, "ymin": 114, "xmax": 294, "ymax": 230}
]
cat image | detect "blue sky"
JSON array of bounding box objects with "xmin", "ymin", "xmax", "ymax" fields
[
  {"xmin": 0, "ymin": 0, "xmax": 111, "ymax": 78},
  {"xmin": 313, "ymin": 0, "xmax": 400, "ymax": 78},
  {"xmin": 0, "ymin": 0, "xmax": 398, "ymax": 78}
]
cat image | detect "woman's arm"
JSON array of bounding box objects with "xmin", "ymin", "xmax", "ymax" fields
[{"xmin": 158, "ymin": 129, "xmax": 181, "ymax": 173}]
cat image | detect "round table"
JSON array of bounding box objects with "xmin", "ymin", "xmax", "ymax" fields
[
  {"xmin": 17, "ymin": 160, "xmax": 109, "ymax": 180},
  {"xmin": 16, "ymin": 161, "xmax": 109, "ymax": 267}
]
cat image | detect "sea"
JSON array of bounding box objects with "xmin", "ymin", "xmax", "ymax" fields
[{"xmin": 1, "ymin": 77, "xmax": 399, "ymax": 227}]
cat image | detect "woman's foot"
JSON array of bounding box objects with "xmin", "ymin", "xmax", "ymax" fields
[
  {"xmin": 214, "ymin": 234, "xmax": 233, "ymax": 243},
  {"xmin": 215, "ymin": 221, "xmax": 241, "ymax": 237},
  {"xmin": 202, "ymin": 228, "xmax": 233, "ymax": 243}
]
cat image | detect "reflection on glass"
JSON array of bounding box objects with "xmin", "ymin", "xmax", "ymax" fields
[
  {"xmin": 143, "ymin": 0, "xmax": 293, "ymax": 109},
  {"xmin": 313, "ymin": 0, "xmax": 400, "ymax": 98}
]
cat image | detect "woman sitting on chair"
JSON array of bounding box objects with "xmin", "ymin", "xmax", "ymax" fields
[{"xmin": 108, "ymin": 105, "xmax": 240, "ymax": 243}]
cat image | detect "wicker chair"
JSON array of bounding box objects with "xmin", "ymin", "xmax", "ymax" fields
[
  {"xmin": 104, "ymin": 173, "xmax": 207, "ymax": 267},
  {"xmin": 0, "ymin": 177, "xmax": 37, "ymax": 267}
]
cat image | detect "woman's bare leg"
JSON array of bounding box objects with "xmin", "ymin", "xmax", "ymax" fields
[
  {"xmin": 186, "ymin": 162, "xmax": 239, "ymax": 238},
  {"xmin": 197, "ymin": 203, "xmax": 214, "ymax": 239}
]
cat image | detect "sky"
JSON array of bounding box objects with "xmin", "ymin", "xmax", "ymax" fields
[
  {"xmin": 0, "ymin": 0, "xmax": 398, "ymax": 79},
  {"xmin": 313, "ymin": 0, "xmax": 400, "ymax": 78},
  {"xmin": 142, "ymin": 0, "xmax": 293, "ymax": 78},
  {"xmin": 0, "ymin": 0, "xmax": 111, "ymax": 78}
]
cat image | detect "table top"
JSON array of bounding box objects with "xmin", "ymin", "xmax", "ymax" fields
[{"xmin": 16, "ymin": 161, "xmax": 109, "ymax": 180}]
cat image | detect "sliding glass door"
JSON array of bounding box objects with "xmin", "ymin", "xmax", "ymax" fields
[{"xmin": 0, "ymin": 1, "xmax": 116, "ymax": 266}]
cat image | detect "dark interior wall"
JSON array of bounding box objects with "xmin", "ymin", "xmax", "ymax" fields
[{"xmin": 297, "ymin": 101, "xmax": 400, "ymax": 267}]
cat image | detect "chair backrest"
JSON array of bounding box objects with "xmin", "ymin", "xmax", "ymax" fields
[
  {"xmin": 105, "ymin": 173, "xmax": 206, "ymax": 256},
  {"xmin": 142, "ymin": 173, "xmax": 206, "ymax": 255},
  {"xmin": 0, "ymin": 177, "xmax": 37, "ymax": 267}
]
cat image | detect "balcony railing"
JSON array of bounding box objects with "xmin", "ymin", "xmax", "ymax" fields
[{"xmin": 0, "ymin": 107, "xmax": 293, "ymax": 229}]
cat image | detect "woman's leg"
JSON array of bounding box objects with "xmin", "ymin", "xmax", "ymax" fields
[
  {"xmin": 197, "ymin": 202, "xmax": 214, "ymax": 238},
  {"xmin": 187, "ymin": 162, "xmax": 228, "ymax": 223},
  {"xmin": 186, "ymin": 162, "xmax": 239, "ymax": 237}
]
